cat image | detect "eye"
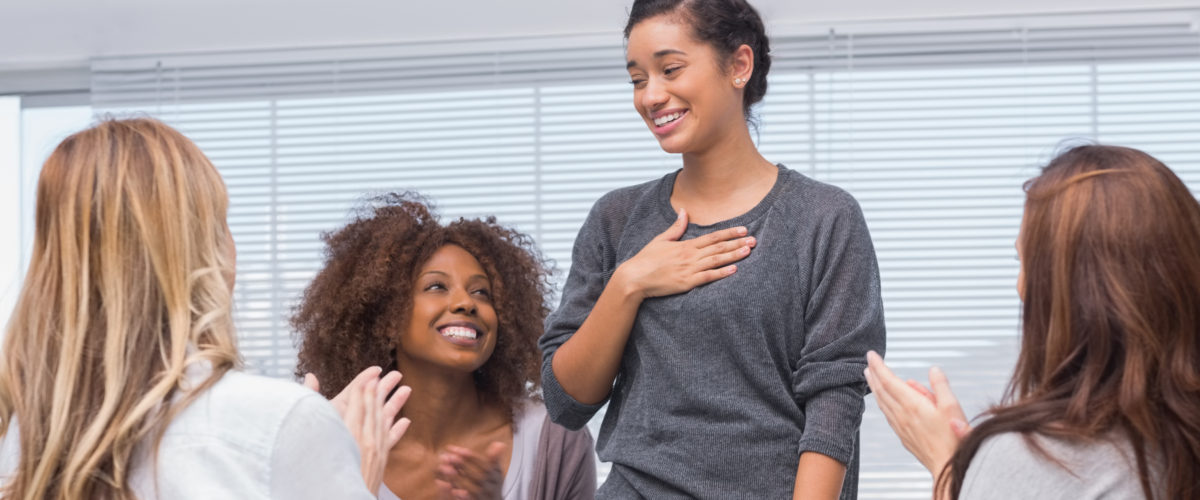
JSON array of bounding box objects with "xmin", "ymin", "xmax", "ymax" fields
[
  {"xmin": 663, "ymin": 65, "xmax": 683, "ymax": 76},
  {"xmin": 629, "ymin": 78, "xmax": 647, "ymax": 88},
  {"xmin": 472, "ymin": 288, "xmax": 493, "ymax": 300},
  {"xmin": 423, "ymin": 281, "xmax": 446, "ymax": 292}
]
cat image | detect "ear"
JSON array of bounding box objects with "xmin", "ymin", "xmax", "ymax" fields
[{"xmin": 729, "ymin": 44, "xmax": 754, "ymax": 88}]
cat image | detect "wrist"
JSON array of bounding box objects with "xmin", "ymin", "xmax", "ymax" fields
[{"xmin": 611, "ymin": 264, "xmax": 646, "ymax": 302}]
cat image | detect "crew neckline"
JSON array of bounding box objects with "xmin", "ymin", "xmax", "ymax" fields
[{"xmin": 656, "ymin": 163, "xmax": 791, "ymax": 230}]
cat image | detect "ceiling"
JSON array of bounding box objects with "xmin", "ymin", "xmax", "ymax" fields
[{"xmin": 2, "ymin": 0, "xmax": 1198, "ymax": 69}]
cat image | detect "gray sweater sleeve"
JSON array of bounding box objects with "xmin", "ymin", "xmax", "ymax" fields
[
  {"xmin": 538, "ymin": 196, "xmax": 619, "ymax": 430},
  {"xmin": 792, "ymin": 192, "xmax": 886, "ymax": 464}
]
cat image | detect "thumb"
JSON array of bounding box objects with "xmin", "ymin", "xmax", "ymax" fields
[
  {"xmin": 303, "ymin": 373, "xmax": 320, "ymax": 393},
  {"xmin": 655, "ymin": 208, "xmax": 688, "ymax": 242}
]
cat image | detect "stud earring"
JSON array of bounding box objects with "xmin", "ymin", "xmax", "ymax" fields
[{"xmin": 734, "ymin": 78, "xmax": 744, "ymax": 85}]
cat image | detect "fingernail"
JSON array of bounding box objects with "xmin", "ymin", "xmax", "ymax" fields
[
  {"xmin": 737, "ymin": 226, "xmax": 747, "ymax": 235},
  {"xmin": 726, "ymin": 265, "xmax": 737, "ymax": 275},
  {"xmin": 745, "ymin": 237, "xmax": 755, "ymax": 246}
]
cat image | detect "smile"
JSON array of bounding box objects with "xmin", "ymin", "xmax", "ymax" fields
[
  {"xmin": 654, "ymin": 110, "xmax": 687, "ymax": 127},
  {"xmin": 439, "ymin": 325, "xmax": 478, "ymax": 341}
]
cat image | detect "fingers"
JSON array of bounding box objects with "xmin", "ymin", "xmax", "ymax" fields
[
  {"xmin": 928, "ymin": 366, "xmax": 956, "ymax": 405},
  {"xmin": 699, "ymin": 244, "xmax": 752, "ymax": 272},
  {"xmin": 334, "ymin": 366, "xmax": 384, "ymax": 404},
  {"xmin": 697, "ymin": 235, "xmax": 756, "ymax": 259},
  {"xmin": 689, "ymin": 265, "xmax": 738, "ymax": 288},
  {"xmin": 691, "ymin": 225, "xmax": 749, "ymax": 248},
  {"xmin": 384, "ymin": 384, "xmax": 412, "ymax": 423},
  {"xmin": 365, "ymin": 377, "xmax": 379, "ymax": 441},
  {"xmin": 950, "ymin": 419, "xmax": 971, "ymax": 439},
  {"xmin": 302, "ymin": 373, "xmax": 320, "ymax": 393},
  {"xmin": 389, "ymin": 417, "xmax": 412, "ymax": 449},
  {"xmin": 906, "ymin": 379, "xmax": 936, "ymax": 403},
  {"xmin": 344, "ymin": 375, "xmax": 366, "ymax": 438},
  {"xmin": 654, "ymin": 209, "xmax": 689, "ymax": 242}
]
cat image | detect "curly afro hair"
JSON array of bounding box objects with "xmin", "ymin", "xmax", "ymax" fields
[{"xmin": 292, "ymin": 193, "xmax": 553, "ymax": 417}]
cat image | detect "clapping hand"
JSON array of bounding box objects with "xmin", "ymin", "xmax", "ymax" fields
[
  {"xmin": 304, "ymin": 367, "xmax": 412, "ymax": 492},
  {"xmin": 434, "ymin": 442, "xmax": 506, "ymax": 500},
  {"xmin": 864, "ymin": 351, "xmax": 970, "ymax": 477}
]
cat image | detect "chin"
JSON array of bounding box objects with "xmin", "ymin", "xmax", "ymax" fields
[{"xmin": 655, "ymin": 136, "xmax": 691, "ymax": 155}]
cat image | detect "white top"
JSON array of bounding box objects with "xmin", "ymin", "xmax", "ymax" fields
[
  {"xmin": 960, "ymin": 432, "xmax": 1154, "ymax": 499},
  {"xmin": 0, "ymin": 367, "xmax": 375, "ymax": 499},
  {"xmin": 378, "ymin": 401, "xmax": 548, "ymax": 500}
]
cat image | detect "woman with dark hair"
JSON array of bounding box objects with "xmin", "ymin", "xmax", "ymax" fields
[
  {"xmin": 539, "ymin": 0, "xmax": 885, "ymax": 498},
  {"xmin": 867, "ymin": 145, "xmax": 1200, "ymax": 499},
  {"xmin": 294, "ymin": 194, "xmax": 595, "ymax": 500}
]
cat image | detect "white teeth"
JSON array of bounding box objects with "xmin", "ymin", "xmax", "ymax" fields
[
  {"xmin": 440, "ymin": 326, "xmax": 477, "ymax": 340},
  {"xmin": 654, "ymin": 112, "xmax": 683, "ymax": 127}
]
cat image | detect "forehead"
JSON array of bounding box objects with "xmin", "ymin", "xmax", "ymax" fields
[
  {"xmin": 625, "ymin": 15, "xmax": 708, "ymax": 62},
  {"xmin": 419, "ymin": 244, "xmax": 486, "ymax": 275}
]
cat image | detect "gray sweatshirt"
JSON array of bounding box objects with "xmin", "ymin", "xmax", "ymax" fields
[{"xmin": 539, "ymin": 165, "xmax": 886, "ymax": 499}]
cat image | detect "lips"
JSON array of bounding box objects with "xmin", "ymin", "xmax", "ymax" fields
[
  {"xmin": 649, "ymin": 109, "xmax": 688, "ymax": 135},
  {"xmin": 437, "ymin": 321, "xmax": 483, "ymax": 346}
]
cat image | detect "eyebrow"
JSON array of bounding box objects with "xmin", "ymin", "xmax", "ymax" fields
[
  {"xmin": 420, "ymin": 270, "xmax": 490, "ymax": 282},
  {"xmin": 626, "ymin": 49, "xmax": 688, "ymax": 69}
]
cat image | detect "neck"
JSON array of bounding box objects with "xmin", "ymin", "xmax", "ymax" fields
[
  {"xmin": 395, "ymin": 360, "xmax": 498, "ymax": 449},
  {"xmin": 676, "ymin": 119, "xmax": 775, "ymax": 200}
]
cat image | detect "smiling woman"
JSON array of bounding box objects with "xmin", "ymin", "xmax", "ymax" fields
[
  {"xmin": 539, "ymin": 1, "xmax": 885, "ymax": 499},
  {"xmin": 292, "ymin": 193, "xmax": 596, "ymax": 500}
]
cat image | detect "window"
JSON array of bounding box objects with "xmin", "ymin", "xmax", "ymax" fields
[{"xmin": 88, "ymin": 16, "xmax": 1200, "ymax": 495}]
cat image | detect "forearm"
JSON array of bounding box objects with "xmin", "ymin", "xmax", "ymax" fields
[
  {"xmin": 550, "ymin": 267, "xmax": 643, "ymax": 404},
  {"xmin": 792, "ymin": 451, "xmax": 846, "ymax": 500}
]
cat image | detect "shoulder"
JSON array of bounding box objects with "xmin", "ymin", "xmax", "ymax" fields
[
  {"xmin": 591, "ymin": 175, "xmax": 666, "ymax": 213},
  {"xmin": 960, "ymin": 432, "xmax": 1145, "ymax": 500},
  {"xmin": 775, "ymin": 165, "xmax": 863, "ymax": 218},
  {"xmin": 165, "ymin": 370, "xmax": 332, "ymax": 457}
]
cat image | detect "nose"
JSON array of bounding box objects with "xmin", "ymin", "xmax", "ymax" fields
[
  {"xmin": 639, "ymin": 78, "xmax": 668, "ymax": 113},
  {"xmin": 449, "ymin": 287, "xmax": 477, "ymax": 316}
]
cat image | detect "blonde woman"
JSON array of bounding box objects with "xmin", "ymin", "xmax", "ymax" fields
[{"xmin": 0, "ymin": 118, "xmax": 410, "ymax": 500}]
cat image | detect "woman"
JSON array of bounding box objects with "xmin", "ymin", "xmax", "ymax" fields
[
  {"xmin": 0, "ymin": 118, "xmax": 408, "ymax": 499},
  {"xmin": 293, "ymin": 194, "xmax": 596, "ymax": 500},
  {"xmin": 866, "ymin": 145, "xmax": 1200, "ymax": 499},
  {"xmin": 538, "ymin": 0, "xmax": 886, "ymax": 498}
]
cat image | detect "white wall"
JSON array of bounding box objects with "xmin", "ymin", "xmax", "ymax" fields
[
  {"xmin": 2, "ymin": 0, "xmax": 1199, "ymax": 68},
  {"xmin": 0, "ymin": 97, "xmax": 19, "ymax": 332}
]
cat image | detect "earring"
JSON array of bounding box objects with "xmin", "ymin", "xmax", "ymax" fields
[{"xmin": 734, "ymin": 78, "xmax": 744, "ymax": 86}]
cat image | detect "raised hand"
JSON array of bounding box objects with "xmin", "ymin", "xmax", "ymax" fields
[
  {"xmin": 864, "ymin": 351, "xmax": 967, "ymax": 476},
  {"xmin": 305, "ymin": 368, "xmax": 412, "ymax": 492},
  {"xmin": 616, "ymin": 208, "xmax": 756, "ymax": 299},
  {"xmin": 434, "ymin": 442, "xmax": 506, "ymax": 500}
]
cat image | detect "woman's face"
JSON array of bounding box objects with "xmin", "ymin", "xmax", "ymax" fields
[
  {"xmin": 397, "ymin": 244, "xmax": 499, "ymax": 374},
  {"xmin": 626, "ymin": 15, "xmax": 747, "ymax": 154}
]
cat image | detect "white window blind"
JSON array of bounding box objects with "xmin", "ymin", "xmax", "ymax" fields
[{"xmin": 90, "ymin": 17, "xmax": 1200, "ymax": 496}]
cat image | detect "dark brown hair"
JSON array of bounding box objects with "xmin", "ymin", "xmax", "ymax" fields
[
  {"xmin": 292, "ymin": 193, "xmax": 553, "ymax": 416},
  {"xmin": 941, "ymin": 145, "xmax": 1200, "ymax": 499},
  {"xmin": 624, "ymin": 0, "xmax": 771, "ymax": 119}
]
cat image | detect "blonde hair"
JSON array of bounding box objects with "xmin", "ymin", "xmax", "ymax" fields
[{"xmin": 0, "ymin": 118, "xmax": 240, "ymax": 499}]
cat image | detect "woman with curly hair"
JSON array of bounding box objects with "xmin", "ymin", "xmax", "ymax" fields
[{"xmin": 294, "ymin": 194, "xmax": 596, "ymax": 500}]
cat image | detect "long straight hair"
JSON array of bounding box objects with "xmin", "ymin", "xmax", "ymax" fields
[
  {"xmin": 0, "ymin": 118, "xmax": 241, "ymax": 499},
  {"xmin": 941, "ymin": 145, "xmax": 1200, "ymax": 499}
]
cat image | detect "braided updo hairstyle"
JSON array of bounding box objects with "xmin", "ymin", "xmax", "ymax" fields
[{"xmin": 624, "ymin": 0, "xmax": 772, "ymax": 119}]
